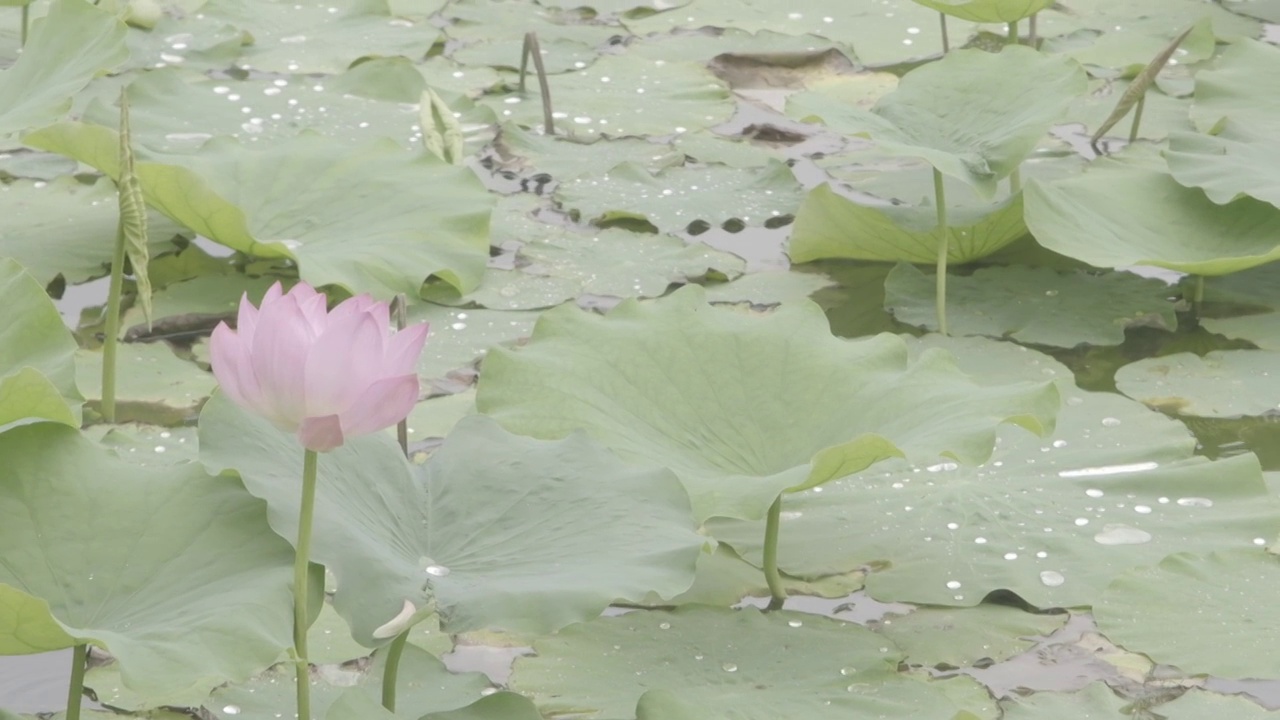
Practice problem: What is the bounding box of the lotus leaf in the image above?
[910,0,1054,23]
[0,423,297,696]
[789,183,1027,264]
[477,285,1058,522]
[791,46,1085,197]
[209,643,490,720]
[26,127,494,299]
[510,607,998,720]
[0,0,126,136]
[1166,41,1280,207]
[1095,550,1280,679]
[75,343,214,422]
[624,0,976,67]
[702,270,837,306]
[200,399,702,643]
[1114,350,1280,418]
[194,0,439,74]
[555,160,803,233]
[0,259,80,429]
[1024,148,1280,275]
[477,54,734,137]
[1063,77,1193,146]
[708,337,1280,608]
[883,263,1177,347]
[405,304,539,382]
[875,603,1066,668]
[496,123,683,181]
[630,28,851,66]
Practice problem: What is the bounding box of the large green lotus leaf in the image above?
[789,183,1027,264]
[510,607,997,720]
[911,0,1053,23]
[1164,41,1280,207]
[0,176,182,286]
[1024,149,1280,275]
[793,46,1085,197]
[476,285,1058,522]
[556,160,802,233]
[0,258,81,428]
[476,54,733,137]
[404,304,540,382]
[79,69,429,154]
[883,263,1177,347]
[1201,311,1280,352]
[119,274,278,341]
[1045,13,1215,72]
[1095,550,1280,678]
[1167,127,1280,208]
[85,424,199,468]
[0,423,296,695]
[416,693,543,720]
[624,0,976,68]
[444,0,617,47]
[1031,0,1259,65]
[1114,350,1280,418]
[999,683,1131,718]
[0,0,126,136]
[874,603,1066,669]
[192,0,439,74]
[403,390,475,444]
[26,126,493,299]
[121,7,245,72]
[209,643,490,720]
[75,343,214,422]
[1156,689,1279,719]
[708,336,1280,608]
[200,396,702,642]
[495,123,684,181]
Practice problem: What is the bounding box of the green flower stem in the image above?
[1128,94,1146,144]
[1007,20,1018,44]
[933,167,950,336]
[1193,275,1205,307]
[64,643,87,720]
[381,629,411,712]
[1029,13,1038,45]
[293,449,319,720]
[939,12,949,53]
[762,495,786,611]
[20,4,28,46]
[100,224,129,423]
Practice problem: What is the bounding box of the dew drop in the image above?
[1176,497,1213,508]
[788,619,803,628]
[1134,505,1152,514]
[1074,518,1089,526]
[425,565,450,577]
[223,707,242,716]
[658,622,670,629]
[1085,488,1104,498]
[1093,524,1153,545]
[1101,417,1121,427]
[721,662,738,672]
[1039,570,1065,587]
[1254,538,1267,546]
[946,580,961,589]
[1004,552,1018,560]
[840,666,857,676]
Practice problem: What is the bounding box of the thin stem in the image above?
[1007,19,1018,45]
[1193,275,1205,306]
[1009,166,1022,196]
[20,4,28,46]
[939,12,950,53]
[381,630,411,712]
[762,496,786,611]
[293,449,319,720]
[100,223,129,423]
[1029,12,1038,45]
[520,32,555,135]
[64,644,88,720]
[1128,93,1146,144]
[393,295,409,457]
[933,168,949,336]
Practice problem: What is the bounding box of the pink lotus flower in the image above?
[210,282,429,452]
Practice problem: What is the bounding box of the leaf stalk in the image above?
[65,643,87,720]
[519,32,555,135]
[381,630,411,712]
[762,495,787,611]
[293,449,319,720]
[933,168,949,335]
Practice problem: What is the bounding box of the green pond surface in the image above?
[5,0,1280,718]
